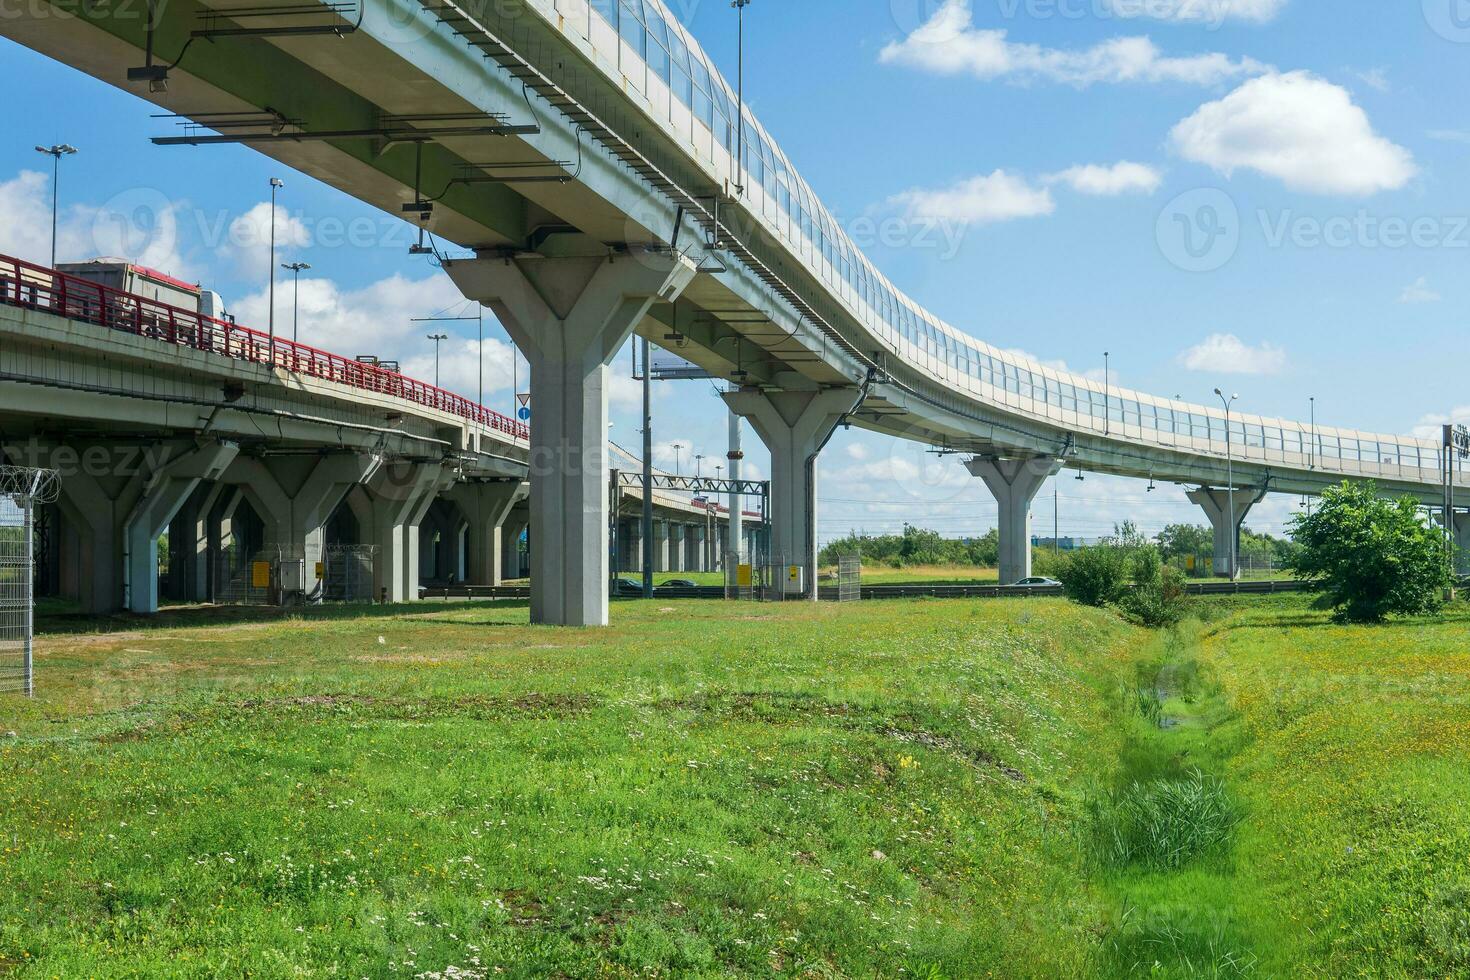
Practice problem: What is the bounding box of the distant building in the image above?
[1030,536,1105,551]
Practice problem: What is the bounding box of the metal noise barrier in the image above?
[0,467,59,697]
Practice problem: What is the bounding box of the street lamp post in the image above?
[426,333,448,386]
[34,144,77,268]
[671,442,685,477]
[1215,387,1239,580]
[281,261,310,343]
[1103,350,1111,437]
[694,453,706,478]
[267,177,284,357]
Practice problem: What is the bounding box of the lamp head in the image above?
[270,177,284,189]
[60,144,77,155]
[1213,387,1223,397]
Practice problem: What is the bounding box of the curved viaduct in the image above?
[2,0,1464,624]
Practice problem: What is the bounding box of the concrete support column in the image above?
[1452,512,1470,576]
[670,524,688,572]
[652,521,670,573]
[965,455,1063,586]
[445,249,695,626]
[447,480,528,586]
[122,441,240,613]
[723,386,858,599]
[356,462,454,602]
[1187,486,1266,579]
[223,453,382,599]
[501,509,528,581]
[692,524,707,573]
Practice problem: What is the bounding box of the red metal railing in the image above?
[0,252,529,442]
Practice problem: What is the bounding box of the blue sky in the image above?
[2,0,1467,546]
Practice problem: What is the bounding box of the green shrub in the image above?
[1119,565,1190,628]
[1056,545,1130,607]
[1287,481,1453,623]
[1087,770,1239,870]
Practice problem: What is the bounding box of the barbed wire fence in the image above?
[0,467,60,697]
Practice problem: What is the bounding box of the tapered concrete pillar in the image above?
[651,520,669,573]
[692,524,707,572]
[353,462,455,602]
[1187,486,1266,579]
[501,509,528,580]
[222,453,382,599]
[447,480,527,586]
[723,385,859,599]
[965,455,1063,586]
[1451,512,1470,576]
[446,248,695,625]
[123,441,240,613]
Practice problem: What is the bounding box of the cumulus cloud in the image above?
[0,170,192,277]
[1399,277,1441,304]
[1412,407,1470,441]
[1044,161,1163,196]
[1170,71,1416,196]
[1177,333,1286,375]
[889,170,1055,224]
[879,0,1268,87]
[222,200,312,280]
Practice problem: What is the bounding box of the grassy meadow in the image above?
[1,594,1467,976]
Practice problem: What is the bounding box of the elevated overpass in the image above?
[3,0,1465,624]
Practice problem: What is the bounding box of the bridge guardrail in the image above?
[0,253,528,443]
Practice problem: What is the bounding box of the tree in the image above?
[1157,524,1213,562]
[1055,545,1130,607]
[1286,481,1452,623]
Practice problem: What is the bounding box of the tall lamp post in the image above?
[281,261,310,343]
[1103,350,1111,436]
[34,144,77,268]
[671,442,685,478]
[694,453,706,479]
[1215,388,1239,580]
[267,177,284,357]
[426,333,448,387]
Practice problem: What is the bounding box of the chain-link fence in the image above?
[0,467,59,697]
[214,545,307,605]
[837,555,862,602]
[324,544,377,603]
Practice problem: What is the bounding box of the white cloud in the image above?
[1399,276,1441,304]
[889,170,1054,224]
[1177,333,1287,375]
[1045,161,1163,196]
[879,0,1268,87]
[1412,407,1470,441]
[1170,71,1416,196]
[1353,67,1390,92]
[222,200,311,280]
[1103,0,1288,24]
[845,443,871,461]
[0,170,192,277]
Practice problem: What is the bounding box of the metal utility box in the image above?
[782,564,804,597]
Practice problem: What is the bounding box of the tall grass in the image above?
[1087,769,1239,870]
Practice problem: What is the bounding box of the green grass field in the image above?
[2,594,1467,977]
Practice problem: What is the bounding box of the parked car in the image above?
[658,579,698,588]
[1012,577,1062,587]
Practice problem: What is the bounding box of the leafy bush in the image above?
[1055,545,1130,607]
[1087,770,1239,870]
[1287,481,1453,623]
[1118,563,1189,628]
[819,525,999,569]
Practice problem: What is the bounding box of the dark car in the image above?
[612,578,647,597]
[658,579,698,588]
[1012,577,1062,587]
